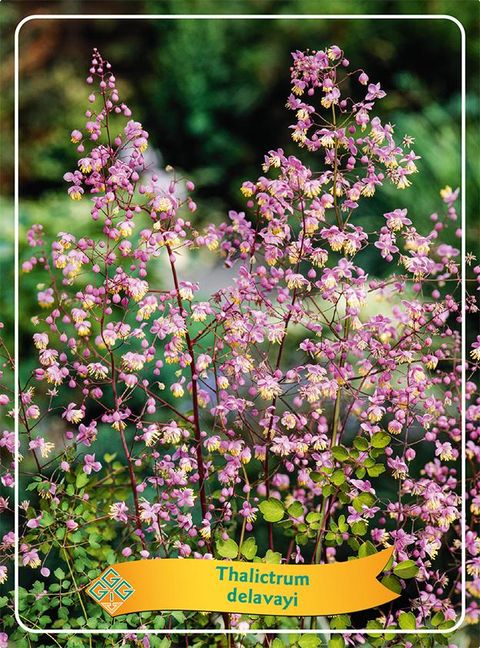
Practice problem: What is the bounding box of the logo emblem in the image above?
[86,567,135,614]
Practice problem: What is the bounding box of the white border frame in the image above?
[14,13,467,637]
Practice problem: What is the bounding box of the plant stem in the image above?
[263,306,294,551]
[262,201,307,550]
[165,244,208,522]
[98,109,145,549]
[108,349,146,550]
[313,109,348,562]
[62,546,92,647]
[313,318,350,564]
[119,425,145,547]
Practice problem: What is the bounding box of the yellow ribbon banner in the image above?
[86,546,398,617]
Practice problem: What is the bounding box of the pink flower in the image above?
[83,454,101,475]
[365,82,386,100]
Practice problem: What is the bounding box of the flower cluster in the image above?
[0,46,476,646]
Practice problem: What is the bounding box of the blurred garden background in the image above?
[0,0,479,640]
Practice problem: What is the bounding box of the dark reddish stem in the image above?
[110,352,146,550]
[165,244,209,522]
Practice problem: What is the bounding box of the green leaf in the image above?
[348,537,360,551]
[54,568,65,580]
[296,533,309,546]
[216,538,238,559]
[353,436,369,451]
[398,611,416,630]
[153,616,166,629]
[298,635,321,648]
[240,537,257,560]
[331,445,349,461]
[331,470,346,486]
[352,492,375,512]
[264,549,282,564]
[337,515,348,532]
[38,481,51,492]
[381,574,402,594]
[393,559,419,579]
[366,619,384,634]
[358,541,377,558]
[328,638,345,648]
[76,472,89,489]
[259,497,284,522]
[350,520,367,536]
[431,611,445,627]
[330,614,351,629]
[306,512,321,523]
[371,431,390,448]
[158,639,171,648]
[71,531,83,544]
[40,511,54,527]
[367,464,386,477]
[287,500,304,518]
[439,619,455,630]
[170,611,185,623]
